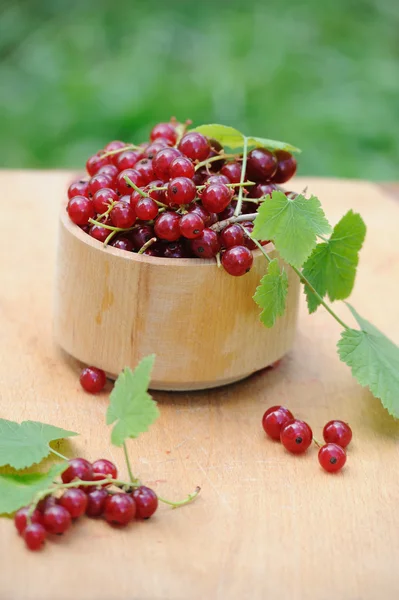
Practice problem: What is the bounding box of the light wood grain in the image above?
[0,171,399,600]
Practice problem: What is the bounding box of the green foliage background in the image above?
[1,0,398,178]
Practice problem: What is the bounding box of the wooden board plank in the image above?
[0,171,398,600]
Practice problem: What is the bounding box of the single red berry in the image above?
[86,153,110,176]
[133,158,155,186]
[188,204,217,227]
[154,212,181,241]
[92,188,118,214]
[150,122,177,145]
[59,489,88,519]
[146,179,167,203]
[201,183,232,213]
[61,458,94,485]
[130,225,155,250]
[110,237,133,251]
[43,505,72,535]
[153,148,181,181]
[110,201,136,229]
[221,246,253,276]
[86,488,108,518]
[37,495,58,513]
[178,132,210,162]
[104,493,136,526]
[104,140,126,153]
[80,366,107,394]
[14,507,43,535]
[68,180,89,199]
[163,241,188,258]
[318,443,347,473]
[132,486,158,519]
[218,202,236,221]
[272,151,297,184]
[323,420,352,448]
[169,156,195,179]
[89,224,110,243]
[67,196,95,226]
[262,405,294,441]
[116,150,142,171]
[241,220,269,250]
[246,148,278,182]
[167,177,197,205]
[92,459,118,484]
[220,224,245,248]
[220,162,242,184]
[191,229,220,258]
[192,167,208,186]
[97,164,119,184]
[88,173,113,197]
[116,169,144,195]
[24,523,46,551]
[145,139,172,159]
[207,138,225,171]
[280,419,313,454]
[205,174,230,186]
[135,197,159,221]
[179,212,205,239]
[247,183,276,199]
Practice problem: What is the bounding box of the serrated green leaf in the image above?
[303,211,366,313]
[337,304,399,418]
[106,355,159,446]
[252,191,331,268]
[190,124,300,153]
[0,419,78,469]
[253,259,288,327]
[0,463,67,515]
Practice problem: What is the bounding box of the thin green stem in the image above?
[138,237,157,255]
[101,144,141,158]
[157,486,201,509]
[104,229,119,246]
[123,176,148,197]
[88,218,135,234]
[216,252,221,268]
[48,447,69,461]
[313,438,322,448]
[242,228,272,263]
[194,153,238,171]
[123,441,136,483]
[234,136,249,217]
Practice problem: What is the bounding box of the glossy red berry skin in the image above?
[68,180,89,199]
[24,523,46,551]
[188,204,217,227]
[104,140,126,153]
[14,507,43,535]
[220,224,245,248]
[92,188,118,214]
[323,420,352,448]
[206,174,230,186]
[221,246,253,276]
[246,148,278,182]
[318,443,347,473]
[169,156,195,179]
[153,148,181,181]
[167,177,197,205]
[116,169,144,195]
[88,174,113,197]
[86,153,110,176]
[272,151,297,184]
[37,495,58,513]
[92,459,118,484]
[132,486,158,519]
[133,158,155,186]
[97,164,119,183]
[145,139,172,158]
[135,197,158,221]
[201,183,232,213]
[59,489,88,518]
[150,122,177,145]
[261,406,294,441]
[154,212,181,242]
[280,419,313,454]
[191,229,220,258]
[248,183,276,199]
[80,366,107,394]
[178,132,210,162]
[116,150,141,171]
[130,225,155,250]
[43,505,72,535]
[86,488,108,517]
[110,237,133,252]
[163,241,188,259]
[61,458,94,485]
[110,202,136,229]
[208,138,225,171]
[104,493,136,526]
[147,180,167,204]
[67,196,95,226]
[89,224,110,243]
[179,213,205,239]
[220,162,242,184]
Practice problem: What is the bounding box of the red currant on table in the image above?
[110,201,136,229]
[280,419,313,454]
[191,229,220,258]
[86,488,109,518]
[318,443,347,473]
[68,180,89,199]
[92,459,118,483]
[116,150,141,170]
[24,523,47,551]
[135,197,159,221]
[246,148,278,182]
[271,151,297,184]
[262,405,294,441]
[153,148,181,181]
[92,188,118,214]
[43,505,72,535]
[104,493,136,526]
[67,196,95,226]
[323,420,352,448]
[167,177,197,205]
[169,156,195,179]
[61,458,94,484]
[14,507,43,535]
[220,224,245,248]
[80,366,107,394]
[154,212,181,242]
[88,173,113,197]
[221,246,253,276]
[178,132,210,162]
[59,489,88,518]
[116,169,144,195]
[150,122,178,145]
[86,153,110,176]
[132,486,158,519]
[220,161,242,184]
[201,183,232,213]
[179,213,205,239]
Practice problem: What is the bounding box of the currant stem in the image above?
[194,153,238,171]
[124,176,148,197]
[313,438,322,448]
[104,229,119,247]
[234,136,249,217]
[88,218,135,234]
[123,441,136,483]
[101,144,141,158]
[49,447,69,461]
[157,486,201,509]
[210,212,258,233]
[138,237,157,254]
[242,228,272,263]
[216,252,221,268]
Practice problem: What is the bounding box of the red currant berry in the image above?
[153,148,181,181]
[24,523,46,551]
[179,213,205,239]
[104,140,126,153]
[135,197,158,221]
[261,405,294,441]
[169,156,195,179]
[80,366,107,394]
[92,188,118,214]
[43,505,72,535]
[201,183,232,213]
[272,151,297,184]
[67,196,95,226]
[130,225,155,250]
[154,212,181,241]
[167,177,197,205]
[163,241,188,258]
[104,493,136,526]
[247,183,276,199]
[318,443,347,473]
[221,245,253,276]
[14,507,43,535]
[131,486,158,519]
[241,221,268,250]
[37,495,58,513]
[86,153,110,176]
[110,237,133,252]
[68,180,89,199]
[150,122,177,145]
[178,132,210,162]
[92,459,118,484]
[116,150,141,171]
[59,489,88,519]
[61,458,94,485]
[86,488,108,518]
[116,169,144,195]
[188,204,217,227]
[110,201,136,229]
[323,420,352,448]
[88,174,113,197]
[206,174,230,186]
[218,202,236,221]
[208,138,225,171]
[246,148,278,182]
[191,229,220,258]
[192,167,208,186]
[146,179,167,203]
[97,164,119,183]
[280,419,313,454]
[220,162,242,184]
[145,139,172,159]
[220,224,245,248]
[89,224,110,243]
[133,158,155,186]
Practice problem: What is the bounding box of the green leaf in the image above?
[0,419,78,469]
[0,463,67,515]
[252,191,331,268]
[190,124,300,153]
[253,259,288,327]
[303,211,366,313]
[106,355,159,447]
[337,304,399,418]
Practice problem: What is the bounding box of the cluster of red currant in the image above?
[66,119,297,276]
[15,457,159,551]
[262,406,352,473]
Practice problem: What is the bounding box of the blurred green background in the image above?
[1,0,398,179]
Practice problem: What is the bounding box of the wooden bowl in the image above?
[54,209,300,391]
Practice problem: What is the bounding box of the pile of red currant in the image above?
[66,118,297,276]
[262,406,352,473]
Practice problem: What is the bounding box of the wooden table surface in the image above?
[1,171,399,600]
